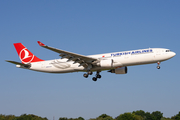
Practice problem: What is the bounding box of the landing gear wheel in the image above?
[97,75,101,79]
[157,62,161,69]
[157,66,160,69]
[88,71,93,75]
[83,73,88,78]
[92,77,97,81]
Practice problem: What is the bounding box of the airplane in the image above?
[6,41,176,81]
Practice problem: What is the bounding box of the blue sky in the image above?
[0,1,180,120]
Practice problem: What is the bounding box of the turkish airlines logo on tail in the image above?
[19,48,34,63]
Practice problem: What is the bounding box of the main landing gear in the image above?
[157,62,160,69]
[83,70,92,78]
[92,71,101,81]
[83,71,101,81]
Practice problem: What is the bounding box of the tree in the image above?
[161,117,172,120]
[116,112,142,120]
[171,111,180,120]
[133,110,146,119]
[59,117,68,120]
[77,117,85,120]
[144,112,155,120]
[151,111,163,120]
[0,114,6,120]
[89,114,113,120]
[98,114,111,119]
[17,114,48,120]
[98,114,113,120]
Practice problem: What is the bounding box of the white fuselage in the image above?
[18,48,176,73]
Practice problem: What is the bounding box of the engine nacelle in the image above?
[99,59,113,67]
[108,66,127,74]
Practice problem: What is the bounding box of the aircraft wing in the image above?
[37,41,97,67]
[6,60,31,68]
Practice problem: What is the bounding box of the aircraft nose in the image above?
[172,52,176,57]
[173,52,176,56]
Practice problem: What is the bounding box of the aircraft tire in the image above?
[92,77,97,81]
[83,73,88,78]
[88,71,93,75]
[157,66,160,69]
[97,75,101,79]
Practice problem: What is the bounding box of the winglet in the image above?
[37,41,46,46]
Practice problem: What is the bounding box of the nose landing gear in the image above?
[157,62,160,69]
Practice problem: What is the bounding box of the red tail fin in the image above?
[14,43,44,63]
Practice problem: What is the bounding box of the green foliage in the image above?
[0,114,47,120]
[171,111,180,120]
[116,112,143,120]
[161,117,172,120]
[133,110,146,118]
[17,114,48,120]
[1,111,180,120]
[98,114,113,120]
[59,117,85,120]
[151,111,163,120]
[133,110,163,120]
[0,114,17,120]
[89,114,113,120]
[98,114,111,119]
[144,112,155,120]
[77,117,85,120]
[59,117,68,120]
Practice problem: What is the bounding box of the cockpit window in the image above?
[166,50,171,52]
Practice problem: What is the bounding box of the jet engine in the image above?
[97,59,113,67]
[108,66,127,74]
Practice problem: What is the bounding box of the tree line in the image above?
[0,110,180,120]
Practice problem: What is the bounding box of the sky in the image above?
[0,0,180,120]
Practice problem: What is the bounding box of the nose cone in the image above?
[172,52,176,57]
[170,52,176,58]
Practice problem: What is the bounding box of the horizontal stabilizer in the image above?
[6,60,31,68]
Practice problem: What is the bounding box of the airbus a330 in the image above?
[6,41,176,81]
